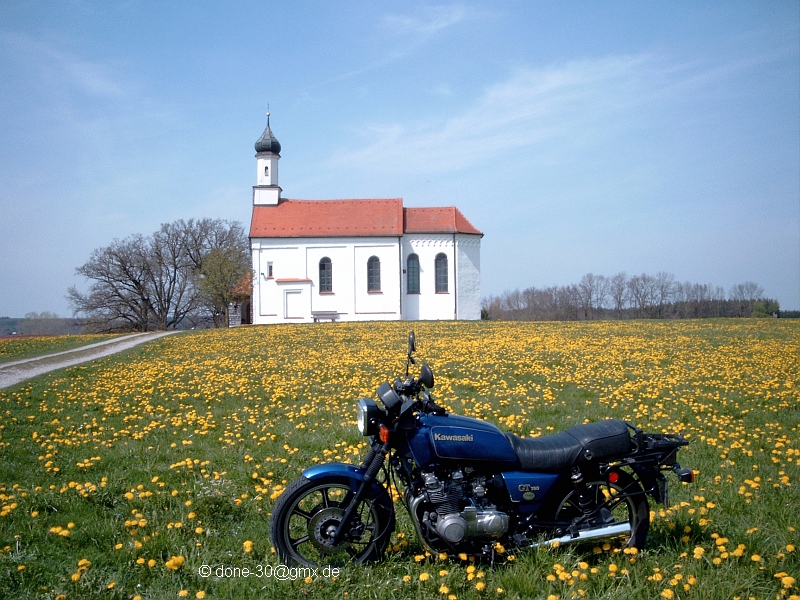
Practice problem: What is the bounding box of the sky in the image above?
[1,1,798,317]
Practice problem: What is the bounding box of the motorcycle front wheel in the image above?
[551,470,650,549]
[270,474,395,566]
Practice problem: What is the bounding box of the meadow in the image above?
[0,334,116,364]
[0,320,797,600]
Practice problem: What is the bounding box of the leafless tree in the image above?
[654,272,676,318]
[609,272,629,318]
[578,273,609,320]
[68,219,249,332]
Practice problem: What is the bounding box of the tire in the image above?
[551,470,650,549]
[270,474,395,566]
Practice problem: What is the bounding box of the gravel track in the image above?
[0,331,179,389]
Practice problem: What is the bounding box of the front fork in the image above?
[331,441,389,544]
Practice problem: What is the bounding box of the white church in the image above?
[246,115,483,324]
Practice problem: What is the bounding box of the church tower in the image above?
[253,113,282,205]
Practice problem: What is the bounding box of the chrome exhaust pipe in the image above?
[529,521,631,548]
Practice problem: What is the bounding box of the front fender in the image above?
[302,462,365,482]
[302,462,390,500]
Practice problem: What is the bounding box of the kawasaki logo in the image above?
[434,432,474,442]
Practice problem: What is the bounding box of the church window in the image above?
[407,254,420,294]
[319,257,332,292]
[367,256,381,292]
[435,253,448,293]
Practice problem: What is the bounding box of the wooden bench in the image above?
[311,311,339,323]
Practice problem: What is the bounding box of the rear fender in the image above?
[630,463,668,505]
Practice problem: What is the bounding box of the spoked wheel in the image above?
[270,475,395,566]
[552,470,650,549]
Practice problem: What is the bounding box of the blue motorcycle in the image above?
[270,332,694,566]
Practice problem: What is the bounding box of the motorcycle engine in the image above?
[419,470,509,544]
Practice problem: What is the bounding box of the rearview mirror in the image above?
[420,364,434,389]
[408,331,416,354]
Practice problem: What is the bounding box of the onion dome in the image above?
[254,113,281,155]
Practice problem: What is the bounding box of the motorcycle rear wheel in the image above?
[270,474,395,566]
[551,470,650,549]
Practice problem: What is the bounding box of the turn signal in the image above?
[379,425,390,444]
[675,468,695,483]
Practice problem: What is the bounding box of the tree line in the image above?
[482,272,782,321]
[68,218,251,332]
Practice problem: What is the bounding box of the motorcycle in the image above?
[270,332,694,566]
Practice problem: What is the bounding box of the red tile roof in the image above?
[250,199,403,238]
[251,199,482,238]
[404,206,482,236]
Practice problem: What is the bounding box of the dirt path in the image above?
[0,331,179,389]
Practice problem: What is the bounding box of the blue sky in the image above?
[1,1,798,317]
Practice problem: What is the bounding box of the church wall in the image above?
[456,235,482,320]
[402,235,456,320]
[251,237,402,323]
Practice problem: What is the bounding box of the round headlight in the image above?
[356,398,383,436]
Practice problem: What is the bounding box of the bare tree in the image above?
[609,272,628,318]
[627,273,656,318]
[729,281,765,317]
[654,272,676,318]
[729,281,764,302]
[578,273,609,320]
[69,219,249,332]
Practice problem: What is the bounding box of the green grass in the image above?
[0,320,797,599]
[0,334,119,364]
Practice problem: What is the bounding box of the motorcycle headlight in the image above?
[357,398,384,436]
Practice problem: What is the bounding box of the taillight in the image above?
[608,470,620,484]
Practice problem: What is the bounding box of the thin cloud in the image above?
[317,4,484,88]
[333,54,654,174]
[1,31,127,99]
[381,4,472,37]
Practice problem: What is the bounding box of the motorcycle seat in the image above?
[505,419,633,472]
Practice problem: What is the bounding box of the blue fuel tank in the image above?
[405,413,520,471]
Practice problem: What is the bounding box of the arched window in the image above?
[319,257,332,293]
[367,256,381,292]
[407,254,420,294]
[435,253,448,293]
